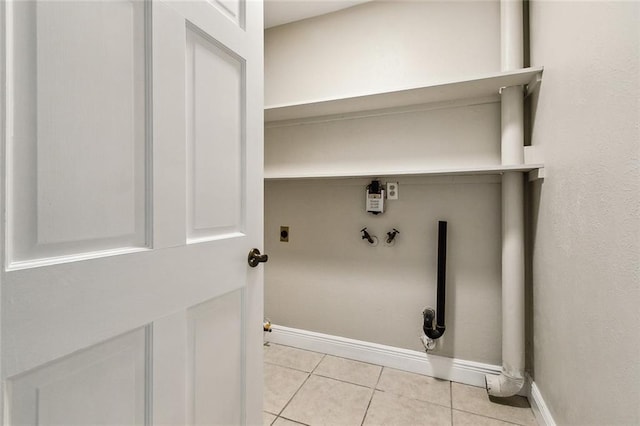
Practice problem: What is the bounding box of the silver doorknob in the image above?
[248,248,268,267]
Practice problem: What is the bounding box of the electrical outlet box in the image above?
[280,226,289,242]
[387,182,399,200]
[366,190,384,214]
[366,180,385,214]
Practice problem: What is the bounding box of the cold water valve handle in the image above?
[361,227,375,244]
[386,228,400,244]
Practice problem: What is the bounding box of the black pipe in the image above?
[423,221,447,340]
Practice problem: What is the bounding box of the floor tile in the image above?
[313,355,382,388]
[451,383,537,426]
[363,390,451,426]
[376,367,451,407]
[273,417,308,426]
[263,412,277,426]
[264,364,309,415]
[264,344,324,372]
[453,410,518,426]
[281,374,373,426]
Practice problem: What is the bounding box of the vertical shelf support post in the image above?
[486,0,527,398]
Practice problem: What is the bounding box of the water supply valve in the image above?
[360,227,378,246]
[386,228,400,245]
[263,319,272,347]
[421,334,437,352]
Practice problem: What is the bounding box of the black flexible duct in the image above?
[423,221,447,339]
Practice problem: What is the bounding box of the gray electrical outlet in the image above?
[280,226,289,242]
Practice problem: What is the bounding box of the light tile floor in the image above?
[264,344,537,426]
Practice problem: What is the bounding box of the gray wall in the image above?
[265,175,504,363]
[529,1,640,424]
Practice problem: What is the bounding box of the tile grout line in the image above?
[452,408,532,426]
[312,372,381,390]
[264,360,323,374]
[373,387,458,411]
[278,414,312,426]
[373,365,384,391]
[273,353,326,423]
[360,365,385,426]
[309,353,326,374]
[310,351,381,390]
[275,371,312,418]
[450,379,454,426]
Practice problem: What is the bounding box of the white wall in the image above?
[265,1,500,106]
[264,1,505,364]
[266,102,502,177]
[529,1,640,424]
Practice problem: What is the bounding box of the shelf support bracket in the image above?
[525,73,542,98]
[528,167,545,182]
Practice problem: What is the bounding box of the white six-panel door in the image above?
[0,0,264,424]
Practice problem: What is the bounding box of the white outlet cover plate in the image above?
[387,182,398,200]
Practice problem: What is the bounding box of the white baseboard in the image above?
[266,325,554,422]
[266,324,501,388]
[529,380,557,426]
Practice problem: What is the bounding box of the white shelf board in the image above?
[265,67,543,123]
[264,164,544,180]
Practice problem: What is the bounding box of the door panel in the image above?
[188,289,243,425]
[209,0,245,29]
[186,26,245,242]
[1,0,264,424]
[8,328,147,425]
[8,0,148,265]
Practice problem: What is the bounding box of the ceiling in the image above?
[264,0,371,28]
